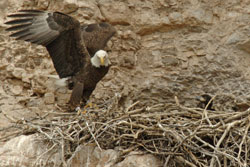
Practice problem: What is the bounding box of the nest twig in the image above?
[1,96,250,167]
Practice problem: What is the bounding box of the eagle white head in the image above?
[91,50,111,68]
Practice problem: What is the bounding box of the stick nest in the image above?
[1,95,250,167]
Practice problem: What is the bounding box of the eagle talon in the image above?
[84,102,93,109]
[83,102,99,110]
[75,106,81,112]
[75,106,81,115]
[74,107,87,115]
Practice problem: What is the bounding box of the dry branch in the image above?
[1,100,249,167]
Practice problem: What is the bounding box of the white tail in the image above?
[45,75,69,87]
[55,78,69,87]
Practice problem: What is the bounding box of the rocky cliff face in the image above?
[1,0,250,166]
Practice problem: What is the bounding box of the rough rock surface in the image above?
[0,135,62,167]
[1,0,250,166]
[0,135,161,167]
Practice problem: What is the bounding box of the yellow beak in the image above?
[100,57,105,65]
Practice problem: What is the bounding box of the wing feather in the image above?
[5,18,33,25]
[5,23,32,31]
[5,10,90,78]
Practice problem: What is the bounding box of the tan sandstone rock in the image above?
[1,0,250,166]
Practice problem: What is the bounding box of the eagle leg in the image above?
[80,89,99,112]
[69,82,84,111]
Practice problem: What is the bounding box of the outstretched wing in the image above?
[81,23,116,56]
[5,10,90,78]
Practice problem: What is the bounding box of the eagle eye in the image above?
[99,22,109,28]
[85,24,95,32]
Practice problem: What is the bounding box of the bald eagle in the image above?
[5,10,116,110]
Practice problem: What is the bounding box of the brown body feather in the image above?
[5,10,116,110]
[71,64,110,107]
